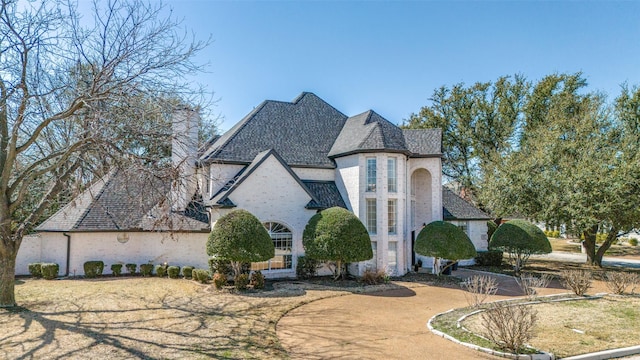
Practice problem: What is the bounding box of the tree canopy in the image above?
[415,221,477,274]
[302,207,372,279]
[0,0,209,307]
[207,210,274,278]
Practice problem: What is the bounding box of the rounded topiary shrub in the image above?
[140,263,154,277]
[193,269,210,284]
[41,263,59,280]
[110,264,123,276]
[415,221,477,275]
[125,263,137,275]
[489,219,551,275]
[83,261,104,278]
[303,206,372,279]
[167,266,180,279]
[28,263,42,278]
[182,266,194,279]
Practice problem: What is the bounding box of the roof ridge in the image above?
[357,122,382,149]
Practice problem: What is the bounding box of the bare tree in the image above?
[0,0,209,307]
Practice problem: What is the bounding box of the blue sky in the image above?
[169,1,639,132]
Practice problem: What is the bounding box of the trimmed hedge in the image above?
[250,271,265,289]
[28,263,42,278]
[213,272,227,289]
[126,263,137,275]
[182,266,194,279]
[475,250,504,266]
[41,263,59,280]
[296,256,320,279]
[84,261,104,278]
[110,264,123,276]
[193,269,210,284]
[167,266,180,279]
[490,220,552,255]
[140,263,154,277]
[155,264,167,277]
[415,221,477,260]
[235,273,250,290]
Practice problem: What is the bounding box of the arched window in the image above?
[251,222,293,271]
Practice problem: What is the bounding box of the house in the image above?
[17,92,490,277]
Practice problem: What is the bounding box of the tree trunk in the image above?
[582,225,599,266]
[593,228,619,268]
[0,251,17,307]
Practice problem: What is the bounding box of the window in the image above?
[366,198,377,234]
[251,222,293,271]
[387,157,397,192]
[366,157,376,192]
[388,199,397,234]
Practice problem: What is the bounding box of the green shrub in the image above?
[41,263,59,280]
[303,207,373,279]
[125,263,137,275]
[193,269,210,284]
[155,264,167,277]
[208,257,233,277]
[475,250,504,266]
[83,261,104,278]
[110,264,123,276]
[28,263,42,278]
[630,238,638,246]
[416,221,477,275]
[140,263,154,277]
[250,271,265,289]
[213,272,227,289]
[182,266,194,279]
[489,220,551,275]
[296,256,320,279]
[235,273,250,290]
[207,209,275,278]
[167,266,180,279]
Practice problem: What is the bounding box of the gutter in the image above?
[63,232,71,277]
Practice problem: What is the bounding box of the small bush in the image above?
[296,256,320,279]
[193,269,210,284]
[250,271,265,289]
[213,272,227,289]
[83,261,104,278]
[517,272,553,299]
[208,258,234,277]
[41,263,59,280]
[561,269,592,296]
[167,266,180,279]
[155,264,167,277]
[629,238,638,246]
[140,263,154,277]
[110,264,123,276]
[125,263,137,275]
[605,271,638,295]
[361,268,388,285]
[481,302,538,354]
[461,275,498,307]
[235,273,250,290]
[474,250,503,267]
[28,263,42,278]
[182,266,194,279]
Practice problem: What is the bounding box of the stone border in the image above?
[426,293,637,360]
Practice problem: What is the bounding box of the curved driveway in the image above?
[277,274,526,360]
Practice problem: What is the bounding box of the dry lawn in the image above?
[462,296,640,358]
[549,238,640,258]
[1,277,397,360]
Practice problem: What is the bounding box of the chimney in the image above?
[171,107,199,212]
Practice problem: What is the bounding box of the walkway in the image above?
[276,270,539,360]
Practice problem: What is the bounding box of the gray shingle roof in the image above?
[37,170,209,232]
[442,187,491,220]
[200,92,348,168]
[403,129,442,157]
[301,180,347,209]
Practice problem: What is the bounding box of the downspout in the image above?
[63,232,71,277]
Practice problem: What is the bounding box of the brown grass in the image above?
[549,238,640,258]
[462,296,640,358]
[2,277,400,359]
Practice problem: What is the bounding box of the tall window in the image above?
[366,198,377,234]
[366,157,376,192]
[388,242,397,274]
[251,222,293,271]
[388,199,397,234]
[387,157,397,192]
